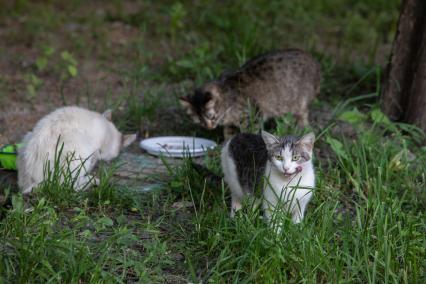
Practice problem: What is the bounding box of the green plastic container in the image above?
[0,144,22,170]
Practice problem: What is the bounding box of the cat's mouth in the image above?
[205,120,216,129]
[283,166,303,176]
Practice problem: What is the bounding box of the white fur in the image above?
[221,141,244,217]
[221,133,315,230]
[17,106,136,194]
[263,157,314,225]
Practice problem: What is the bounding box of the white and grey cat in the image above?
[180,49,321,139]
[221,131,315,227]
[17,106,136,194]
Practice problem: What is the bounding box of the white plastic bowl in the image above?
[139,136,217,158]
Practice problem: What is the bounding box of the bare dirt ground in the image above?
[0,1,390,146]
[0,1,182,144]
[0,0,382,196]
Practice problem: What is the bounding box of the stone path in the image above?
[0,149,207,200]
[112,151,203,193]
[112,152,177,192]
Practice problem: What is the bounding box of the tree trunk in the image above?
[381,0,426,130]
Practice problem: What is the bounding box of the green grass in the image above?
[1,115,425,282]
[1,144,174,282]
[1,0,399,84]
[1,0,425,283]
[164,108,425,283]
[2,113,425,282]
[1,195,173,283]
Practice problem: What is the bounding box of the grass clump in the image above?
[0,146,174,283]
[0,194,172,283]
[3,103,423,282]
[172,110,425,282]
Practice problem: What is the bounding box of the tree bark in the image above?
[381,0,426,130]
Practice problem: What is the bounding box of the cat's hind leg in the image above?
[221,139,244,217]
[67,152,98,191]
[22,183,37,195]
[75,175,99,191]
[294,112,309,127]
[294,99,310,127]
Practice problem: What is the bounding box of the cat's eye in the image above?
[292,154,300,161]
[205,113,215,120]
[275,155,283,161]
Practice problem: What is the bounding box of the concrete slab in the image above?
[113,152,183,193]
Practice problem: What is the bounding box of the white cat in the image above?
[17,106,136,194]
[221,131,315,227]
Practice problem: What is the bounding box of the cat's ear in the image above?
[205,95,216,109]
[122,133,137,148]
[204,85,222,109]
[179,96,192,109]
[297,132,315,152]
[261,130,279,149]
[102,109,112,121]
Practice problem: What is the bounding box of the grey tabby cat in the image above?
[221,131,315,227]
[180,49,321,139]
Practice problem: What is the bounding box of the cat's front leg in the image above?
[230,195,242,218]
[262,204,285,234]
[290,196,310,223]
[291,209,304,224]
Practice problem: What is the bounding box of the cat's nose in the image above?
[283,166,290,172]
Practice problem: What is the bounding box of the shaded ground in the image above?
[0,1,397,145]
[0,4,138,144]
[0,0,348,189]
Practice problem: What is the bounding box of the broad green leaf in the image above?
[176,59,194,68]
[325,136,349,160]
[97,216,114,227]
[11,194,25,213]
[81,229,93,238]
[68,65,78,77]
[43,46,54,56]
[36,57,48,71]
[30,74,43,87]
[26,84,37,98]
[371,108,391,125]
[338,108,366,124]
[61,51,77,65]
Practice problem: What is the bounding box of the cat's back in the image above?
[33,106,102,134]
[224,49,320,90]
[17,106,107,192]
[228,133,267,162]
[225,133,268,192]
[221,49,320,121]
[22,106,108,155]
[222,133,268,171]
[242,49,317,70]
